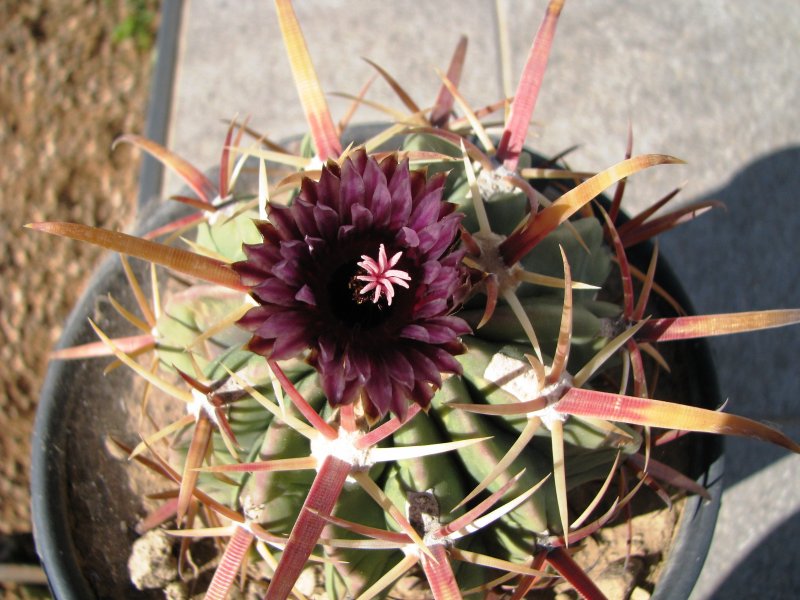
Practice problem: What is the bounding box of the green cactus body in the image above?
[325,481,401,598]
[432,377,553,557]
[239,375,325,534]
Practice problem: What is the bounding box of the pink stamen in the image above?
[356,244,411,305]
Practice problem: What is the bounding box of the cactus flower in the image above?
[234,149,471,419]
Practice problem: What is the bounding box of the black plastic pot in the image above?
[31,134,723,599]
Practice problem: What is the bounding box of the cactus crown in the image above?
[30,0,800,598]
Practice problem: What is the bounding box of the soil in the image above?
[0,0,159,591]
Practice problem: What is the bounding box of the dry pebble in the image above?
[630,587,652,600]
[128,529,178,590]
[164,580,189,600]
[594,556,644,599]
[294,566,319,596]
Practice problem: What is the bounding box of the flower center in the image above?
[327,244,411,328]
[356,244,411,306]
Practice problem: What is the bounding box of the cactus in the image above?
[30,1,800,598]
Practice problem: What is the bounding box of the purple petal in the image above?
[247,336,274,357]
[413,297,449,319]
[278,239,309,260]
[252,278,298,306]
[399,324,430,342]
[298,176,318,205]
[292,199,319,237]
[295,284,316,306]
[408,169,428,200]
[408,190,443,231]
[329,376,362,408]
[364,357,392,417]
[388,382,409,422]
[237,305,280,332]
[379,154,399,181]
[320,368,346,405]
[313,204,339,241]
[271,259,304,286]
[318,333,339,366]
[422,345,463,376]
[362,155,387,206]
[347,345,372,380]
[351,203,373,231]
[340,158,365,218]
[426,270,460,295]
[238,243,279,274]
[389,204,414,238]
[369,180,392,229]
[255,311,308,339]
[420,260,442,284]
[384,350,415,388]
[254,219,281,245]
[415,323,458,344]
[404,347,443,387]
[316,165,341,210]
[305,236,327,256]
[270,326,312,360]
[411,380,435,409]
[234,261,271,287]
[387,160,413,229]
[427,315,472,336]
[337,223,355,242]
[395,226,419,248]
[351,148,368,173]
[417,216,460,257]
[268,205,300,239]
[409,175,445,224]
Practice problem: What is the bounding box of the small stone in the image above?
[128,529,178,590]
[630,587,651,600]
[164,580,189,600]
[294,566,318,596]
[595,556,644,600]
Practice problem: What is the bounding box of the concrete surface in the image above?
[156,1,800,597]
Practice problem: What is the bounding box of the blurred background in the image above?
[0,0,159,595]
[1,0,798,597]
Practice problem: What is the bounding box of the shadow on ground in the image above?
[708,507,800,599]
[660,145,800,486]
[658,147,800,600]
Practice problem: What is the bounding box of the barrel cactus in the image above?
[30,0,800,598]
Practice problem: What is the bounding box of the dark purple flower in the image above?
[234,149,470,420]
